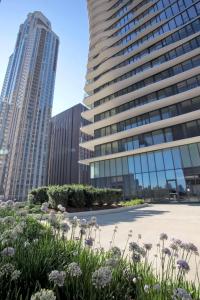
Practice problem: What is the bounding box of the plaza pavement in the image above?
[91,203,200,282]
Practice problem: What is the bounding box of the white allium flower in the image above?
[160,233,168,241]
[88,216,97,226]
[6,200,14,208]
[105,257,119,268]
[24,241,30,248]
[1,247,15,257]
[173,288,192,300]
[110,246,121,257]
[11,270,21,281]
[49,270,66,287]
[13,201,24,208]
[132,277,137,283]
[67,262,82,277]
[57,204,66,212]
[41,202,49,213]
[2,216,15,225]
[0,263,15,278]
[60,221,70,232]
[70,216,78,227]
[48,211,57,225]
[63,212,69,219]
[144,284,150,293]
[153,283,161,291]
[31,289,56,300]
[92,267,112,288]
[80,219,88,228]
[16,210,28,217]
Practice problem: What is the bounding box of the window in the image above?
[128,156,135,174]
[172,148,182,169]
[142,173,150,188]
[157,171,166,188]
[150,172,158,188]
[152,130,165,144]
[141,153,148,172]
[99,161,105,177]
[155,151,164,171]
[180,145,192,168]
[110,159,116,176]
[134,155,141,173]
[122,157,129,175]
[116,158,122,176]
[163,149,174,170]
[188,144,200,167]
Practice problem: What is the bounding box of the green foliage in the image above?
[119,199,145,207]
[41,184,123,209]
[28,187,49,204]
[0,207,199,300]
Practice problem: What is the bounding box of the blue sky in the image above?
[0,0,89,116]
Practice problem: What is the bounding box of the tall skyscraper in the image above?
[47,103,91,186]
[0,11,59,200]
[80,0,200,201]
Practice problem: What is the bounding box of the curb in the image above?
[67,204,148,218]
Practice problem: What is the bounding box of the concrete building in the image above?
[0,12,59,200]
[80,0,200,201]
[47,104,91,186]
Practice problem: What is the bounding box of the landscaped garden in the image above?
[0,192,199,300]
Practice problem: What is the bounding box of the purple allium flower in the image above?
[160,233,168,241]
[132,253,141,263]
[85,238,94,247]
[177,260,190,272]
[162,247,171,256]
[129,242,140,252]
[143,243,152,251]
[1,247,15,257]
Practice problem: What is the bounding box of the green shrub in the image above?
[28,186,49,204]
[119,199,144,207]
[30,185,123,209]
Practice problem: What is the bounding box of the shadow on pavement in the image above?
[96,207,170,227]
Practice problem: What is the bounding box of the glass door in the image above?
[166,179,178,200]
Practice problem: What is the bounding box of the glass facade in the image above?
[81,0,200,201]
[91,143,200,201]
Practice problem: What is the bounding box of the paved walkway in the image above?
[92,203,200,281]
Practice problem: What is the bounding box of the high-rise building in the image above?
[0,11,59,200]
[47,103,91,185]
[80,0,200,201]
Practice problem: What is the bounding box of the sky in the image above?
[0,0,89,116]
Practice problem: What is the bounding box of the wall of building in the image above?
[47,103,91,186]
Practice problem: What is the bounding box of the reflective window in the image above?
[163,149,174,170]
[189,144,200,166]
[157,171,166,188]
[180,145,192,168]
[155,151,164,171]
[141,153,148,172]
[150,172,158,188]
[134,155,141,173]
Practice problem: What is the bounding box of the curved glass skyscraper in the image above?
[80,0,200,201]
[0,12,59,200]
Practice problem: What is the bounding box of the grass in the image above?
[0,201,199,300]
[119,199,145,207]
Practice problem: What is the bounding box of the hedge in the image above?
[29,185,122,209]
[28,186,49,204]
